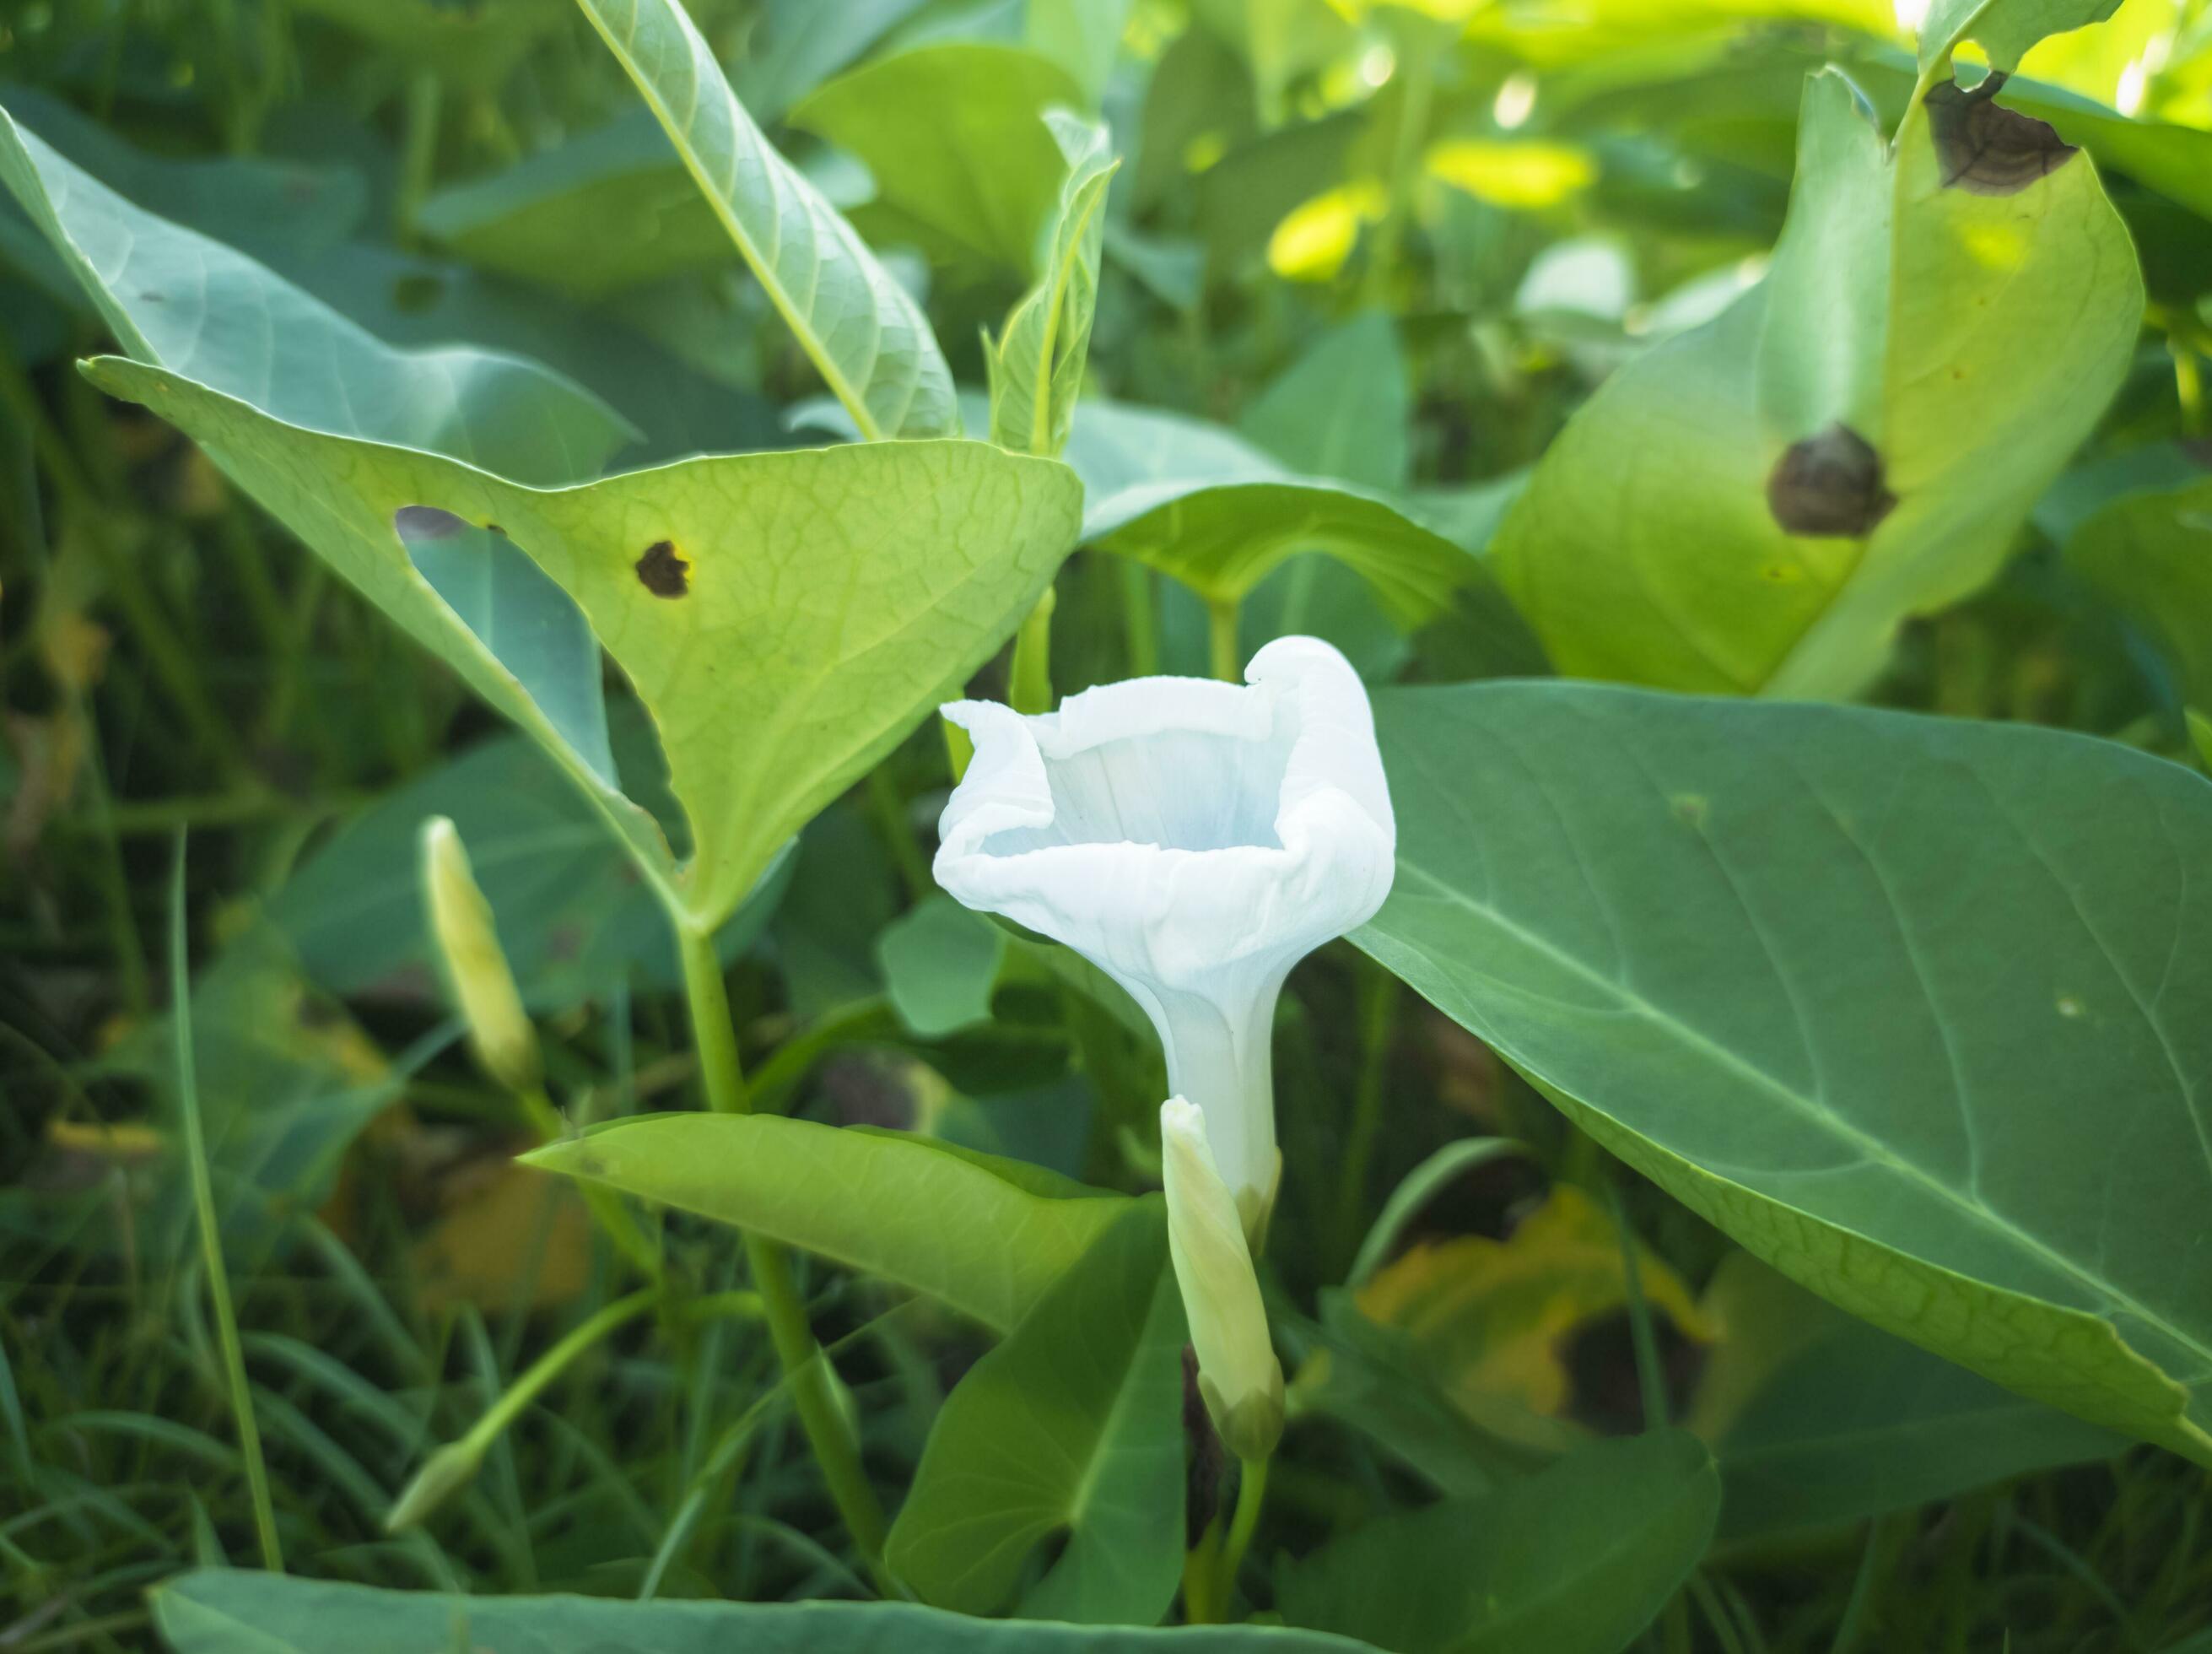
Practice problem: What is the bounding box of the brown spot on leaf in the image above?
[1767,424,1896,538]
[634,539,689,597]
[1927,77,2075,196]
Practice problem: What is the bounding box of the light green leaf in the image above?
[1028,0,1133,107]
[1071,401,1471,627]
[888,1203,1187,1624]
[577,0,958,441]
[877,895,1007,1038]
[1492,68,2141,698]
[2064,475,2212,706]
[731,0,936,125]
[1918,0,2123,74]
[1276,1430,1720,1654]
[791,42,1086,277]
[1239,311,1411,492]
[987,112,1118,457]
[82,359,1082,927]
[1690,1254,2124,1540]
[1357,681,2212,1463]
[523,1114,1128,1332]
[153,1569,1373,1652]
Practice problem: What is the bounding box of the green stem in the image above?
[672,918,894,1592]
[1206,596,1242,683]
[170,835,283,1573]
[1216,1453,1269,1608]
[676,924,750,1116]
[1120,559,1158,677]
[467,1289,657,1451]
[1009,586,1057,714]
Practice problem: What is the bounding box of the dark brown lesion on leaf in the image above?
[634,539,690,597]
[1927,74,2076,196]
[1767,424,1896,538]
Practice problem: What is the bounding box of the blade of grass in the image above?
[168,830,283,1573]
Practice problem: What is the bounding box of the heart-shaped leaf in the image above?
[81,359,1082,927]
[1357,680,2212,1464]
[888,1202,1187,1624]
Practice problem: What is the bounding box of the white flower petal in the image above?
[934,636,1395,1213]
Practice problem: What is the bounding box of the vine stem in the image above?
[672,922,895,1593]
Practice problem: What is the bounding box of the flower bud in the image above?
[421,816,540,1095]
[1161,1097,1284,1463]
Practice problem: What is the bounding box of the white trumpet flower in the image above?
[1161,1097,1284,1462]
[934,635,1395,1235]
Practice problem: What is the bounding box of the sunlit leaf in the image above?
[1358,680,2212,1464]
[1492,68,2141,697]
[1918,0,2124,73]
[82,359,1082,927]
[987,113,1118,457]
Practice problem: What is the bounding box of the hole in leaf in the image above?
[395,505,617,786]
[1927,78,2076,196]
[1766,424,1896,539]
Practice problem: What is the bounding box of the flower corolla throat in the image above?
[933,636,1396,1237]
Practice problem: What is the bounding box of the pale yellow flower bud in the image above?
[1161,1096,1284,1463]
[421,816,540,1095]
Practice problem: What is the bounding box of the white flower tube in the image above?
[934,635,1395,1235]
[1161,1097,1283,1462]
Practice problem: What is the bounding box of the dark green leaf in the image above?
[888,1203,1187,1623]
[1358,681,2212,1463]
[1276,1430,1719,1654]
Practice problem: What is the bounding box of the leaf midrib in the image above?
[1384,855,2212,1374]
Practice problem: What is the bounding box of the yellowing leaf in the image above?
[1356,1185,1713,1424]
[413,1154,592,1313]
